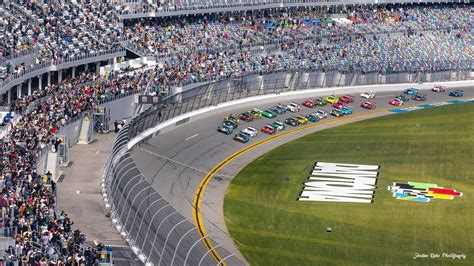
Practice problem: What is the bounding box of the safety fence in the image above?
[103,67,471,265]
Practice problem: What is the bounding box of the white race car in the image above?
[241,126,258,137]
[316,109,328,119]
[432,85,447,92]
[360,92,376,99]
[286,102,301,112]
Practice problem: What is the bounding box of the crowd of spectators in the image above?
[0,66,152,264]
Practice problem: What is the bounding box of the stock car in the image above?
[239,111,253,122]
[224,114,240,124]
[432,85,447,92]
[412,94,427,101]
[241,126,258,137]
[341,107,353,115]
[330,109,344,117]
[314,98,327,106]
[250,108,263,119]
[217,124,234,135]
[316,109,328,119]
[449,90,464,97]
[339,95,355,103]
[404,88,418,95]
[397,94,410,102]
[271,104,287,114]
[306,113,321,122]
[324,95,339,104]
[302,98,317,108]
[389,98,404,106]
[271,121,286,131]
[261,125,277,135]
[361,101,376,109]
[296,115,309,125]
[285,117,299,127]
[233,132,250,143]
[262,109,278,118]
[360,92,376,99]
[332,102,347,109]
[286,102,301,112]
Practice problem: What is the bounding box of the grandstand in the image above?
[0,0,472,265]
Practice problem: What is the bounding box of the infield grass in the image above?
[224,103,474,265]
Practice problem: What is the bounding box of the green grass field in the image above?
[224,103,474,265]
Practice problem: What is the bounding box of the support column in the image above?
[96,62,100,73]
[113,57,117,65]
[47,72,51,86]
[58,70,63,83]
[72,67,76,78]
[85,64,89,72]
[17,85,21,99]
[28,79,32,95]
[7,89,11,106]
[38,76,43,91]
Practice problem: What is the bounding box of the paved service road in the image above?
[131,87,474,263]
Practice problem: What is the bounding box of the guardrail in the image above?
[103,67,472,265]
[119,0,464,19]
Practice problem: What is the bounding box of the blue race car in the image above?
[233,132,250,143]
[341,107,353,115]
[306,113,321,122]
[449,89,464,97]
[404,88,418,95]
[271,104,287,115]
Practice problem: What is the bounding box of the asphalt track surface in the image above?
[131,86,474,264]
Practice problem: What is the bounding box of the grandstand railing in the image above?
[119,0,464,19]
[102,67,471,265]
[0,48,126,95]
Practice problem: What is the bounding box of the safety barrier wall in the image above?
[119,0,464,19]
[103,67,472,265]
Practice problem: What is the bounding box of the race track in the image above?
[130,86,474,263]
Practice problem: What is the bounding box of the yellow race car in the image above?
[224,114,240,125]
[296,115,309,125]
[324,95,339,104]
[250,108,263,119]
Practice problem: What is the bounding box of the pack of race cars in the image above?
[217,85,464,143]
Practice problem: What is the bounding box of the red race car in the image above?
[332,102,347,109]
[302,99,316,108]
[261,125,276,135]
[432,85,447,92]
[361,101,376,109]
[339,95,355,103]
[389,98,403,106]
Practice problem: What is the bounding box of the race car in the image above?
[449,89,464,97]
[217,124,234,135]
[432,85,447,92]
[339,95,355,103]
[332,102,347,109]
[404,88,418,95]
[224,114,240,125]
[306,113,321,122]
[316,109,328,119]
[324,95,339,104]
[360,92,376,99]
[241,126,258,137]
[261,125,276,135]
[296,115,309,125]
[223,120,238,129]
[271,104,287,115]
[285,117,299,127]
[239,111,253,122]
[271,121,286,131]
[330,109,344,117]
[233,132,249,143]
[397,94,410,102]
[412,94,427,101]
[314,98,327,106]
[302,99,317,108]
[361,101,376,109]
[262,109,277,118]
[250,108,263,119]
[286,102,301,112]
[389,98,404,106]
[341,107,353,115]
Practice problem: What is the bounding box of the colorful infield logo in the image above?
[387,182,463,202]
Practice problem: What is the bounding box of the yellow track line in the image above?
[192,97,472,264]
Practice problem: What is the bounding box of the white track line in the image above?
[185,134,199,140]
